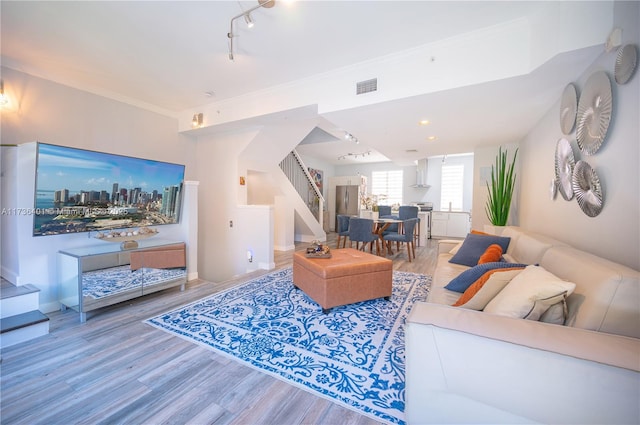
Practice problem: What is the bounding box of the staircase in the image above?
[1,280,49,348]
[279,149,325,232]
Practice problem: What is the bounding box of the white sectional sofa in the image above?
[405,226,640,424]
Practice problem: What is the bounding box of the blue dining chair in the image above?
[382,218,418,261]
[398,205,419,220]
[348,217,378,254]
[378,206,399,235]
[377,205,393,217]
[399,205,420,246]
[336,214,351,249]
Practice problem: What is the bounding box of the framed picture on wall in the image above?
[308,168,323,194]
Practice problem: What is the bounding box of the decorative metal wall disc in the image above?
[576,71,612,155]
[550,177,558,200]
[555,138,576,201]
[559,83,578,135]
[572,160,603,217]
[615,44,638,85]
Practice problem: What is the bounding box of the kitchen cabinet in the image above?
[417,211,431,244]
[431,211,470,238]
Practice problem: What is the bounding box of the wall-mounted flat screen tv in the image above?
[33,142,186,236]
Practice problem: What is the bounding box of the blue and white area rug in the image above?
[145,268,430,425]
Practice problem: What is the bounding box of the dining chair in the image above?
[382,218,418,262]
[377,205,393,217]
[348,217,378,254]
[378,205,400,235]
[398,205,419,220]
[336,214,351,249]
[398,205,420,246]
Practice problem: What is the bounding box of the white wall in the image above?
[518,1,639,270]
[194,129,260,282]
[471,144,520,231]
[0,67,197,313]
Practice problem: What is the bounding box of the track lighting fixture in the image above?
[343,132,359,144]
[228,0,276,61]
[338,151,371,161]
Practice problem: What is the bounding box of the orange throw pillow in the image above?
[471,229,490,235]
[477,244,503,264]
[453,267,524,307]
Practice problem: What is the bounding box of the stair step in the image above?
[0,281,41,300]
[1,310,49,334]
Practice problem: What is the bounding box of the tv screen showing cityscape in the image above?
[33,143,185,236]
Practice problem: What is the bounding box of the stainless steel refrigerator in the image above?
[335,185,360,230]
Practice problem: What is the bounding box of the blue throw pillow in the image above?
[449,233,512,267]
[445,262,529,293]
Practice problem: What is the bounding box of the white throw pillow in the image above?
[484,265,576,320]
[523,292,568,321]
[458,269,523,310]
[539,298,569,324]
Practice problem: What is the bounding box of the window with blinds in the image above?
[371,170,403,206]
[440,164,464,211]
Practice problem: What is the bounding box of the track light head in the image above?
[227,0,278,61]
[244,13,254,28]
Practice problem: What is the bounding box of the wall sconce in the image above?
[228,0,276,61]
[191,113,203,128]
[0,80,9,106]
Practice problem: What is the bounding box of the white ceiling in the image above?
[1,1,605,165]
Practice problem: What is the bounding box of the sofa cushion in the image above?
[445,262,528,293]
[540,246,640,338]
[501,227,563,265]
[484,265,576,320]
[478,244,503,264]
[449,233,511,267]
[453,268,523,309]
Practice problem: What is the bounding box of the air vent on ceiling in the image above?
[356,78,378,95]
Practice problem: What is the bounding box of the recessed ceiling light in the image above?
[204,91,214,97]
[427,136,437,141]
[419,120,430,126]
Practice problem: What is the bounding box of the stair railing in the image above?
[279,150,325,227]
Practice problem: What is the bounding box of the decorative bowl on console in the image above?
[95,227,159,249]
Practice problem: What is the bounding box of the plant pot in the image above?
[484,224,506,236]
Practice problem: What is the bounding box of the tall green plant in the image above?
[485,147,518,226]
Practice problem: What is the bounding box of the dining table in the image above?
[373,218,404,256]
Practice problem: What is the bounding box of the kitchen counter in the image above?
[431,211,470,238]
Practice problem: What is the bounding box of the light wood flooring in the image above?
[0,233,439,425]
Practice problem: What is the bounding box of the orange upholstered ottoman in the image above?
[292,248,393,313]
